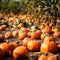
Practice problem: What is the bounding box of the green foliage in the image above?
[0,0,60,24]
[40,0,60,18]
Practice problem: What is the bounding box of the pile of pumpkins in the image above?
[0,16,60,60]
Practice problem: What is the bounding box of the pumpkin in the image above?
[44,36,55,43]
[53,31,60,38]
[13,46,28,59]
[12,41,20,47]
[42,26,52,34]
[0,34,4,41]
[0,42,9,56]
[30,30,42,39]
[2,24,7,30]
[8,43,16,54]
[12,30,18,37]
[40,41,58,53]
[52,26,59,32]
[0,48,4,58]
[17,23,24,28]
[39,24,45,30]
[38,52,53,60]
[22,37,31,47]
[27,40,41,51]
[20,27,29,33]
[4,31,13,39]
[18,31,28,40]
[36,30,42,39]
[47,55,60,60]
[41,32,49,40]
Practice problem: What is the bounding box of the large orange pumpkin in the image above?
[13,46,28,59]
[27,40,41,51]
[40,41,58,53]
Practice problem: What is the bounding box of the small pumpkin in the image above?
[52,26,59,32]
[41,32,49,40]
[53,31,60,38]
[27,40,41,51]
[4,31,13,39]
[13,46,28,59]
[12,30,18,37]
[18,31,28,40]
[22,37,31,47]
[42,26,52,34]
[39,24,45,30]
[17,23,24,28]
[2,24,7,30]
[44,36,55,43]
[30,30,42,39]
[20,27,29,33]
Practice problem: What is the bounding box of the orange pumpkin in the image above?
[12,41,20,47]
[4,31,13,39]
[8,43,16,54]
[30,30,42,39]
[27,40,41,51]
[42,26,52,34]
[0,42,9,56]
[22,37,31,47]
[17,23,24,28]
[12,30,18,37]
[53,31,60,38]
[2,25,7,30]
[38,53,53,60]
[41,33,49,40]
[20,27,29,33]
[13,46,28,59]
[39,24,45,30]
[44,36,55,43]
[52,26,59,32]
[47,55,60,60]
[36,30,42,39]
[18,31,28,40]
[40,41,58,53]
